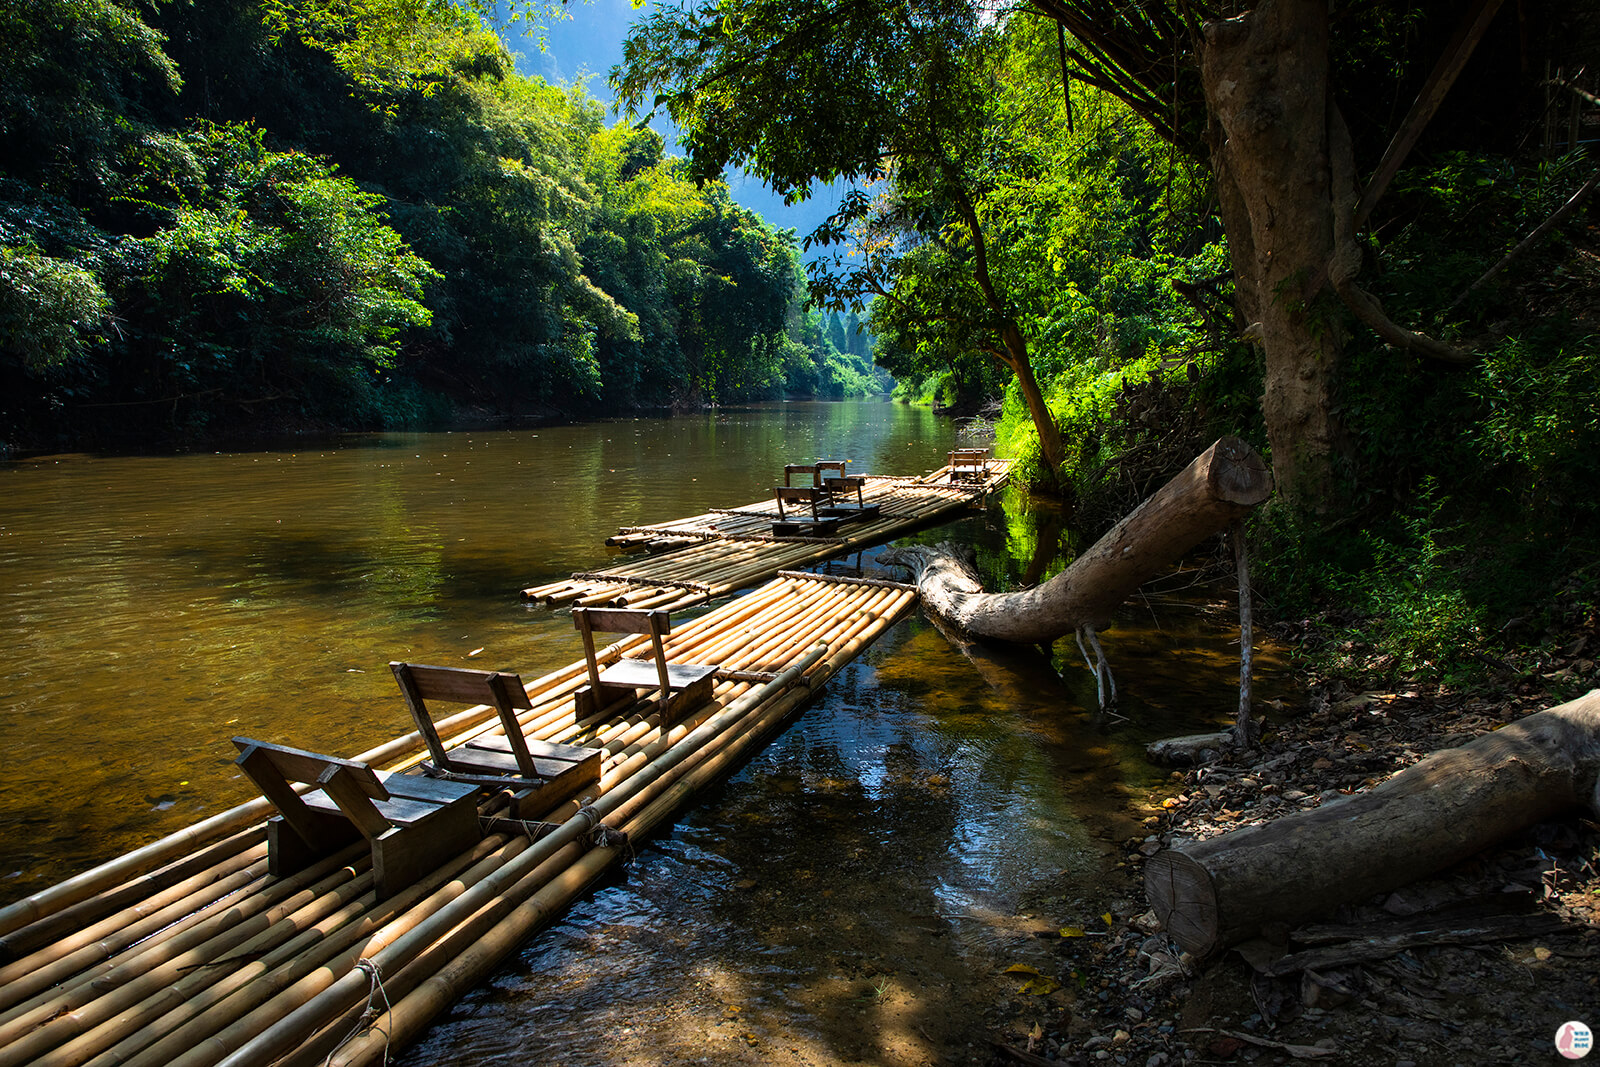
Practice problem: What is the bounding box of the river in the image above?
[0,400,1285,1065]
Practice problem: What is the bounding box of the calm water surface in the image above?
[0,400,1288,1064]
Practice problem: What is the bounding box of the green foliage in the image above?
[132,121,438,369]
[0,0,181,196]
[1332,484,1485,682]
[1,0,831,446]
[0,246,111,372]
[1468,338,1600,518]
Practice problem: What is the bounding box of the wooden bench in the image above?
[232,737,481,899]
[390,663,602,816]
[949,448,990,483]
[572,607,717,728]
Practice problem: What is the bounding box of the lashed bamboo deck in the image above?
[520,461,1012,612]
[0,572,920,1067]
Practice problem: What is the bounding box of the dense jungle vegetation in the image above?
[618,0,1600,685]
[0,0,890,450]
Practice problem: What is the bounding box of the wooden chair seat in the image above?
[390,662,603,818]
[572,607,717,728]
[601,657,719,690]
[232,737,480,899]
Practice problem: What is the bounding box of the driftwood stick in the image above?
[1233,520,1256,746]
[1258,911,1570,978]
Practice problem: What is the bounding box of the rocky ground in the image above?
[985,620,1600,1067]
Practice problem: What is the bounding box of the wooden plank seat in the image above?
[949,448,991,483]
[572,607,717,728]
[231,737,480,899]
[390,662,602,816]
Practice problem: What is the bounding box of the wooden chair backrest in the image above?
[232,736,393,844]
[783,464,820,487]
[390,662,538,779]
[773,485,823,520]
[815,460,847,480]
[571,607,671,697]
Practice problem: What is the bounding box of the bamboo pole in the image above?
[0,848,268,1013]
[212,647,830,1067]
[0,826,267,947]
[32,862,384,1067]
[0,848,368,1066]
[91,834,518,1067]
[149,834,535,1067]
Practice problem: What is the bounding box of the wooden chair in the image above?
[390,663,602,814]
[783,463,822,488]
[949,448,990,483]
[816,465,880,521]
[772,485,842,536]
[571,607,717,727]
[232,737,480,899]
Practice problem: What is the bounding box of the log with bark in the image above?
[880,436,1272,644]
[1145,688,1600,960]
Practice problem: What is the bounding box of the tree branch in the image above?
[1328,105,1475,365]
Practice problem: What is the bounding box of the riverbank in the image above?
[989,614,1600,1067]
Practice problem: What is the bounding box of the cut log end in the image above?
[1143,849,1222,959]
[1208,436,1274,506]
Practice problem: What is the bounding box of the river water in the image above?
[0,400,1286,1065]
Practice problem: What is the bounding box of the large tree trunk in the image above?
[1145,689,1600,960]
[1200,0,1344,507]
[881,437,1271,643]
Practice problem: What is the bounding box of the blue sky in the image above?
[499,0,853,256]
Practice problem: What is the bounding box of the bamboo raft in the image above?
[520,460,1013,612]
[0,571,920,1067]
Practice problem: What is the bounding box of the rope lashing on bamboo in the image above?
[325,959,392,1067]
[573,805,631,861]
[478,816,561,841]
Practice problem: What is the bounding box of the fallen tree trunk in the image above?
[1145,689,1600,960]
[880,437,1271,644]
